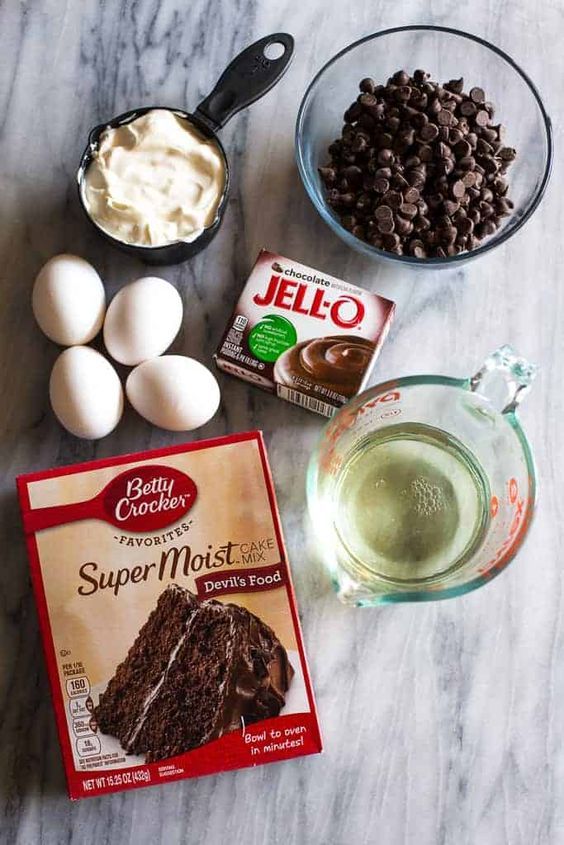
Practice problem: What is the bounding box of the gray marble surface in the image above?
[0,1,562,843]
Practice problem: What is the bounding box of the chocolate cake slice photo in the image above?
[94,585,294,763]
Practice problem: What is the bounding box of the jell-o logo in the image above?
[253,274,365,329]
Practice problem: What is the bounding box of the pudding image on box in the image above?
[17,431,322,799]
[215,250,395,417]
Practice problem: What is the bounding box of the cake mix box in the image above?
[17,432,322,799]
[214,250,395,417]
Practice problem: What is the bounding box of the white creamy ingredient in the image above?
[83,109,226,247]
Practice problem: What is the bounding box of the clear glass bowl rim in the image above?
[295,24,554,268]
[306,374,538,603]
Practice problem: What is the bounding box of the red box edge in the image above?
[16,430,323,800]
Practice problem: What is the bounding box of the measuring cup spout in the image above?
[194,34,294,131]
[469,345,538,414]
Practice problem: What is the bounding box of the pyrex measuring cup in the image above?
[307,346,537,605]
[77,34,294,265]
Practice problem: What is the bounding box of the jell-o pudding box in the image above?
[214,250,395,417]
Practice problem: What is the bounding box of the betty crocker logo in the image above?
[253,274,365,329]
[103,465,197,532]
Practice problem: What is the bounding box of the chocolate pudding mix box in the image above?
[215,250,395,417]
[17,432,322,799]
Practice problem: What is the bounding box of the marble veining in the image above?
[0,1,563,843]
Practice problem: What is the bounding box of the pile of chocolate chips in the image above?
[319,70,517,258]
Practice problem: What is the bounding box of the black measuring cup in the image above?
[77,34,294,265]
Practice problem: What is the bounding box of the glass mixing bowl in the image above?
[295,26,553,269]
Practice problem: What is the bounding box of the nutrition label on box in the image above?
[62,664,101,760]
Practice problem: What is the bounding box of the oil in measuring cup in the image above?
[333,422,491,585]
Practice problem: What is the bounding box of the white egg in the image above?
[126,355,220,431]
[103,276,183,366]
[49,346,124,439]
[32,254,106,346]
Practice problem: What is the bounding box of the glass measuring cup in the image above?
[307,346,537,605]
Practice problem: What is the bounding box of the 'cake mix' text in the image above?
[253,274,365,329]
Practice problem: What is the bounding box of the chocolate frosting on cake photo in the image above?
[274,335,376,399]
[94,585,294,763]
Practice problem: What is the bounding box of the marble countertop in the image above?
[1,1,562,843]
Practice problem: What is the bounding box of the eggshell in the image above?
[32,254,106,345]
[103,276,183,366]
[49,346,124,439]
[126,355,220,431]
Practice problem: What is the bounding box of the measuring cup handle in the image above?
[469,345,538,414]
[194,33,294,131]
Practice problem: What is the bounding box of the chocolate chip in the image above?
[437,109,453,126]
[419,123,439,142]
[394,216,413,235]
[458,217,474,235]
[496,197,513,216]
[377,148,394,165]
[470,86,486,103]
[359,77,376,94]
[476,219,498,237]
[443,199,460,217]
[392,70,411,86]
[369,232,383,247]
[374,204,393,220]
[437,141,453,159]
[359,93,378,109]
[386,190,403,209]
[460,100,477,117]
[454,140,472,159]
[413,69,429,83]
[458,156,476,171]
[480,127,498,144]
[404,187,420,203]
[476,138,494,156]
[377,217,395,234]
[355,194,372,212]
[499,147,517,161]
[446,77,464,94]
[343,165,363,186]
[452,180,466,199]
[374,177,390,193]
[399,202,418,219]
[417,145,434,163]
[411,241,427,258]
[414,214,431,231]
[352,135,368,153]
[319,167,337,185]
[475,110,490,127]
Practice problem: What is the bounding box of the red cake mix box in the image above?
[17,432,322,799]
